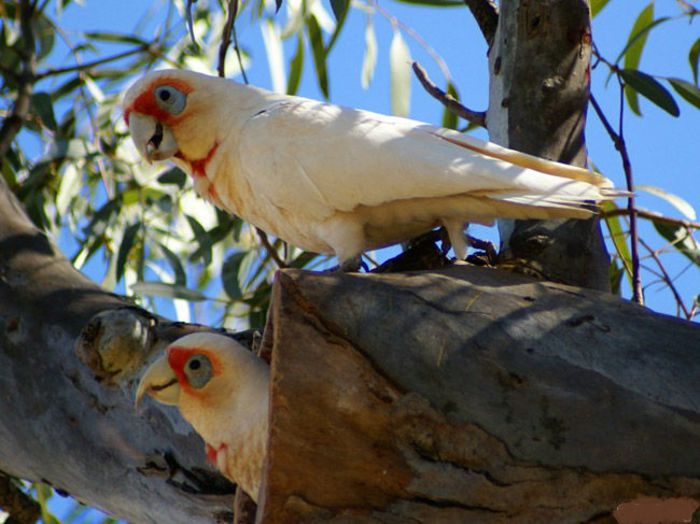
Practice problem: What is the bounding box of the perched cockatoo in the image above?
[135,333,269,502]
[123,69,617,268]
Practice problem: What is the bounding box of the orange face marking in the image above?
[124,77,194,126]
[167,346,222,396]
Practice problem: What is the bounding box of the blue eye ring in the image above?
[154,85,187,115]
[184,354,213,389]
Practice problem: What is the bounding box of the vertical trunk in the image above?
[487,0,610,290]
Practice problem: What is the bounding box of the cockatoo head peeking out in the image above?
[136,332,269,502]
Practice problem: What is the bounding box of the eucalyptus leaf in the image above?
[30,92,57,131]
[287,33,304,95]
[307,15,329,98]
[620,69,680,117]
[690,37,700,85]
[653,222,700,266]
[636,184,697,220]
[131,281,210,302]
[361,17,377,90]
[116,222,140,283]
[389,29,412,117]
[668,78,700,110]
[591,0,609,18]
[222,251,247,300]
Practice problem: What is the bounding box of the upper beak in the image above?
[128,113,179,163]
[135,354,181,408]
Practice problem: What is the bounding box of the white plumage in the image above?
[123,70,617,265]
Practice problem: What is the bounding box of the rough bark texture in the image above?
[0,178,244,523]
[257,268,700,522]
[487,0,611,291]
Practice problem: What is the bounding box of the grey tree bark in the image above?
[0,176,243,523]
[487,0,611,290]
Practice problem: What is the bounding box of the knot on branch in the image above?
[75,307,156,384]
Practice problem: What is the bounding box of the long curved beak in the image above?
[135,355,181,408]
[128,113,179,163]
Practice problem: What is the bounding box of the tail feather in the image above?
[432,130,613,188]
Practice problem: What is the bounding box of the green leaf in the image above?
[618,3,653,114]
[620,69,680,117]
[287,34,304,95]
[30,93,57,131]
[636,184,696,220]
[590,0,609,18]
[185,214,213,265]
[35,14,55,60]
[389,28,412,117]
[653,222,700,266]
[668,77,700,110]
[222,251,247,300]
[131,281,209,302]
[83,31,148,46]
[116,222,140,283]
[441,82,460,130]
[330,0,349,23]
[616,7,669,68]
[601,200,634,288]
[84,197,122,237]
[157,166,187,187]
[361,16,377,90]
[307,15,329,99]
[689,37,700,85]
[157,242,187,286]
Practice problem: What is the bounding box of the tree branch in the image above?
[35,44,152,80]
[217,0,248,83]
[463,0,499,46]
[412,61,486,127]
[590,92,643,305]
[0,0,36,162]
[602,207,700,230]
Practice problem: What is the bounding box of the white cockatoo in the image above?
[123,69,617,268]
[135,333,269,502]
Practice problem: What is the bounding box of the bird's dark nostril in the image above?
[149,122,163,148]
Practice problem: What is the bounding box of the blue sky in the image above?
[20,0,699,520]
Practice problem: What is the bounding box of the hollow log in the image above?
[257,267,700,523]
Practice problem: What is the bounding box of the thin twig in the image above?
[0,0,36,162]
[255,228,287,268]
[590,92,643,305]
[602,207,700,230]
[35,44,151,80]
[639,238,691,319]
[217,0,248,83]
[412,61,486,127]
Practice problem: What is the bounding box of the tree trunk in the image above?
[487,0,610,290]
[258,268,700,523]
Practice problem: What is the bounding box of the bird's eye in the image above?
[154,85,187,115]
[184,354,213,389]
